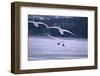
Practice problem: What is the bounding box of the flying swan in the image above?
[28,20,48,28]
[46,26,75,46]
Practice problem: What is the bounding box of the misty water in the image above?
[28,36,88,61]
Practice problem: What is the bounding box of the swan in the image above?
[46,26,75,46]
[46,26,75,36]
[28,20,48,28]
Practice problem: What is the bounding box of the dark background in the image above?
[28,15,88,38]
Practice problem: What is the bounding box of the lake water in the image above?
[28,36,88,61]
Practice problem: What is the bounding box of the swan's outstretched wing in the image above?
[37,22,48,28]
[28,21,48,28]
[28,21,33,23]
[28,21,39,27]
[63,29,75,36]
[46,26,59,29]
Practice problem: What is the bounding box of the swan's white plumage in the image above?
[28,20,48,28]
[46,26,75,36]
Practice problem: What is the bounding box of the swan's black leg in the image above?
[63,44,64,46]
[57,43,60,45]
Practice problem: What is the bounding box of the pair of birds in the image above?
[28,20,75,46]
